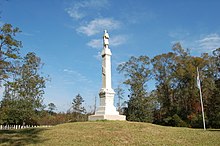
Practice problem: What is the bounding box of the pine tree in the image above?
[71,94,86,121]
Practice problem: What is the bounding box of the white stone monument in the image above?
[88,30,126,121]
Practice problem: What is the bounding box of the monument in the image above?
[88,30,126,121]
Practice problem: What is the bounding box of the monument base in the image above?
[88,114,126,121]
[88,88,126,121]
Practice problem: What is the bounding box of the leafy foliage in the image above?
[117,56,151,99]
[0,23,22,84]
[48,103,56,114]
[117,56,153,122]
[118,44,220,128]
[0,52,46,125]
[70,94,87,122]
[72,94,86,114]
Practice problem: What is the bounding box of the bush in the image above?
[172,114,188,127]
[189,114,205,128]
[163,114,187,127]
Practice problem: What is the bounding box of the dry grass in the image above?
[0,121,220,146]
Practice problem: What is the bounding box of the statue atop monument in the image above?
[103,30,109,48]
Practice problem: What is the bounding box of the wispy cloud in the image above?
[87,39,102,49]
[63,69,91,84]
[65,0,109,20]
[111,35,127,46]
[169,29,190,40]
[169,29,190,48]
[87,35,127,49]
[196,33,220,52]
[66,7,84,20]
[77,18,120,36]
[170,32,220,53]
[21,32,34,36]
[63,69,75,74]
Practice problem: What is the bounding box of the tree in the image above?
[117,56,151,99]
[151,43,219,127]
[0,52,47,125]
[115,85,125,114]
[212,48,220,79]
[117,55,153,122]
[206,48,220,128]
[48,103,56,114]
[0,23,22,85]
[206,79,220,128]
[72,94,86,114]
[151,51,177,121]
[71,94,86,121]
[151,43,208,126]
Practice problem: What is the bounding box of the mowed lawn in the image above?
[0,121,220,146]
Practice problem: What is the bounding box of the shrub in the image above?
[172,114,188,127]
[163,114,187,127]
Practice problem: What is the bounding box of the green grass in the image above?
[0,121,220,146]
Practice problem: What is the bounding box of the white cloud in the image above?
[170,33,220,53]
[196,34,220,51]
[77,18,120,36]
[66,8,85,20]
[87,39,102,49]
[110,35,127,46]
[63,69,91,84]
[63,69,75,74]
[87,35,127,49]
[65,0,109,20]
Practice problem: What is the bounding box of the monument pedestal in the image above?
[88,89,126,121]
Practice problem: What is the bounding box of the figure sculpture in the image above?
[103,30,109,48]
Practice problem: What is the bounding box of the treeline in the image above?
[0,23,88,126]
[118,43,220,128]
[35,94,88,125]
[0,23,49,126]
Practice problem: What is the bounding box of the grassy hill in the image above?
[0,121,220,146]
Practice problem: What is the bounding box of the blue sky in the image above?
[1,0,220,112]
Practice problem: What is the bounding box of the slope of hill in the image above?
[0,121,219,146]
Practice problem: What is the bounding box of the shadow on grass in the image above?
[0,128,49,146]
[208,129,220,132]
